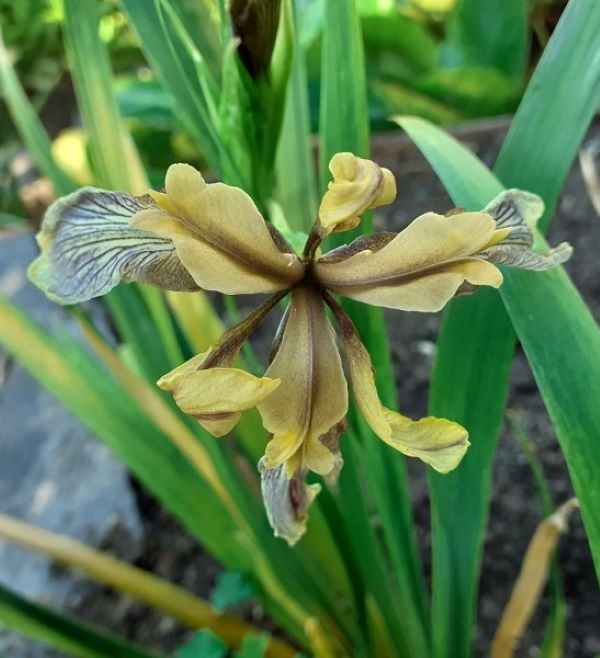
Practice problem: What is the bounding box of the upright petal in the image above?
[318,153,396,235]
[259,459,321,546]
[258,287,348,477]
[131,163,305,294]
[316,211,503,311]
[326,294,469,473]
[28,188,198,304]
[481,189,573,270]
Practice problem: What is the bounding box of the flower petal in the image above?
[158,366,280,437]
[258,287,348,477]
[316,211,503,311]
[28,188,198,304]
[318,152,396,234]
[326,294,469,473]
[131,163,305,294]
[259,458,321,546]
[158,293,286,436]
[481,189,573,270]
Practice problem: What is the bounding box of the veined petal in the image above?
[481,189,573,270]
[326,294,469,473]
[158,366,280,437]
[316,211,503,311]
[259,459,321,546]
[28,188,198,304]
[258,286,348,478]
[131,163,305,295]
[318,152,396,234]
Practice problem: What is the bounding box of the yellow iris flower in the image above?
[29,153,572,544]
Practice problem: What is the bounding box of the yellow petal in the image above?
[156,350,211,389]
[318,152,397,234]
[383,410,470,474]
[327,294,469,472]
[131,163,305,294]
[257,287,348,477]
[158,366,280,437]
[316,211,503,311]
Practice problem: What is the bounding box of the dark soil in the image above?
[52,119,600,657]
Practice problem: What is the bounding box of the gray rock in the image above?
[0,232,143,657]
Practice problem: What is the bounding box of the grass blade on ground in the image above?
[0,514,297,658]
[0,583,159,658]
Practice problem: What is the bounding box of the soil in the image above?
[36,119,600,656]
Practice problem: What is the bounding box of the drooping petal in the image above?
[257,286,348,478]
[315,211,503,312]
[318,152,396,234]
[131,163,305,295]
[259,458,321,546]
[158,293,286,436]
[481,189,573,270]
[326,293,469,473]
[158,365,280,437]
[28,188,198,304]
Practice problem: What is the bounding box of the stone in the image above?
[0,232,143,657]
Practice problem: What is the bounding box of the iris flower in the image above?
[29,153,571,544]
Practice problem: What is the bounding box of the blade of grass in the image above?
[0,30,73,197]
[320,2,429,655]
[395,3,600,656]
[0,514,297,658]
[0,294,249,565]
[62,0,187,382]
[62,0,146,193]
[0,583,160,658]
[275,1,317,233]
[118,0,241,184]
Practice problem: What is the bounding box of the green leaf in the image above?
[275,1,318,233]
[0,32,73,197]
[234,633,271,658]
[362,13,438,75]
[0,294,246,568]
[441,0,528,79]
[370,79,464,126]
[414,66,522,117]
[210,571,255,613]
[396,5,600,658]
[118,0,241,184]
[174,630,227,658]
[0,583,159,658]
[62,0,146,193]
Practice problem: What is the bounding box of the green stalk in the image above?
[319,1,429,655]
